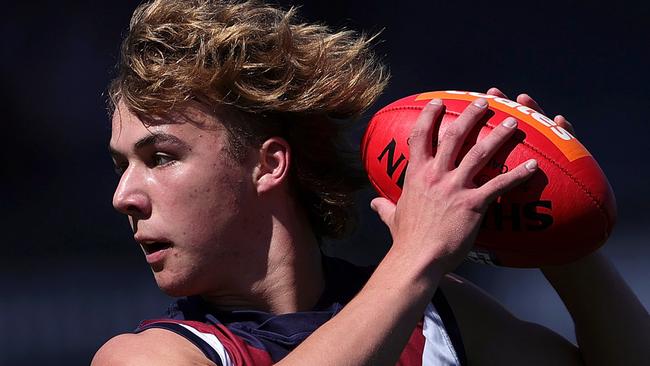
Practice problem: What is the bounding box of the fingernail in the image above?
[370,201,377,211]
[473,98,488,108]
[502,117,517,128]
[429,98,442,105]
[525,159,538,171]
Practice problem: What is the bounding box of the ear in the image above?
[253,137,291,194]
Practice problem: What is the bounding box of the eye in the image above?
[152,153,176,167]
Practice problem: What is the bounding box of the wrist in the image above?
[380,242,447,291]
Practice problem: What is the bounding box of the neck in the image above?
[251,223,325,313]
[202,195,325,314]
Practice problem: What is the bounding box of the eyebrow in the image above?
[109,132,188,157]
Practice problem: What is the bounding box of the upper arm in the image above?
[440,273,584,366]
[92,329,217,366]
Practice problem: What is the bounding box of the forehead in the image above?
[110,101,226,151]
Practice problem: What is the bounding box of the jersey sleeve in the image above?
[136,319,274,366]
[396,290,467,366]
[427,290,467,366]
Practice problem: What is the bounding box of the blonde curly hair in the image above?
[110,0,389,238]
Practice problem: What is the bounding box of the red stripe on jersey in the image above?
[396,320,425,366]
[141,319,273,365]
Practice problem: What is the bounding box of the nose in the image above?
[112,165,152,219]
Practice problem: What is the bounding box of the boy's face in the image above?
[109,102,271,297]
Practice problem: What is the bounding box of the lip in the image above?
[144,246,171,264]
[135,237,173,265]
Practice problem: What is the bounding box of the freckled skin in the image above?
[110,102,272,299]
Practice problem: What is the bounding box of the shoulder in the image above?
[440,273,583,366]
[92,328,217,366]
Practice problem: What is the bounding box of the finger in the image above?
[478,159,538,204]
[487,87,509,99]
[408,99,445,166]
[370,197,396,228]
[516,93,546,115]
[555,115,576,135]
[455,117,518,184]
[434,98,489,172]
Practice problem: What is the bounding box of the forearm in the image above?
[542,250,650,366]
[277,247,442,366]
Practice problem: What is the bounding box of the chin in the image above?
[153,271,200,297]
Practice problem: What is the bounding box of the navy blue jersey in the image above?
[135,257,466,365]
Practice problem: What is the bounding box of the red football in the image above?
[361,90,617,267]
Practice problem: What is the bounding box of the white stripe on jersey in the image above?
[179,323,233,366]
[422,303,461,366]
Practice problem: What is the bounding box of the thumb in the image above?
[370,197,396,227]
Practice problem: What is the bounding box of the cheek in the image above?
[158,160,253,243]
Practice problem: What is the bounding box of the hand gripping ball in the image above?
[361,91,617,267]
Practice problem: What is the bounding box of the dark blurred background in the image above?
[1,0,648,364]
